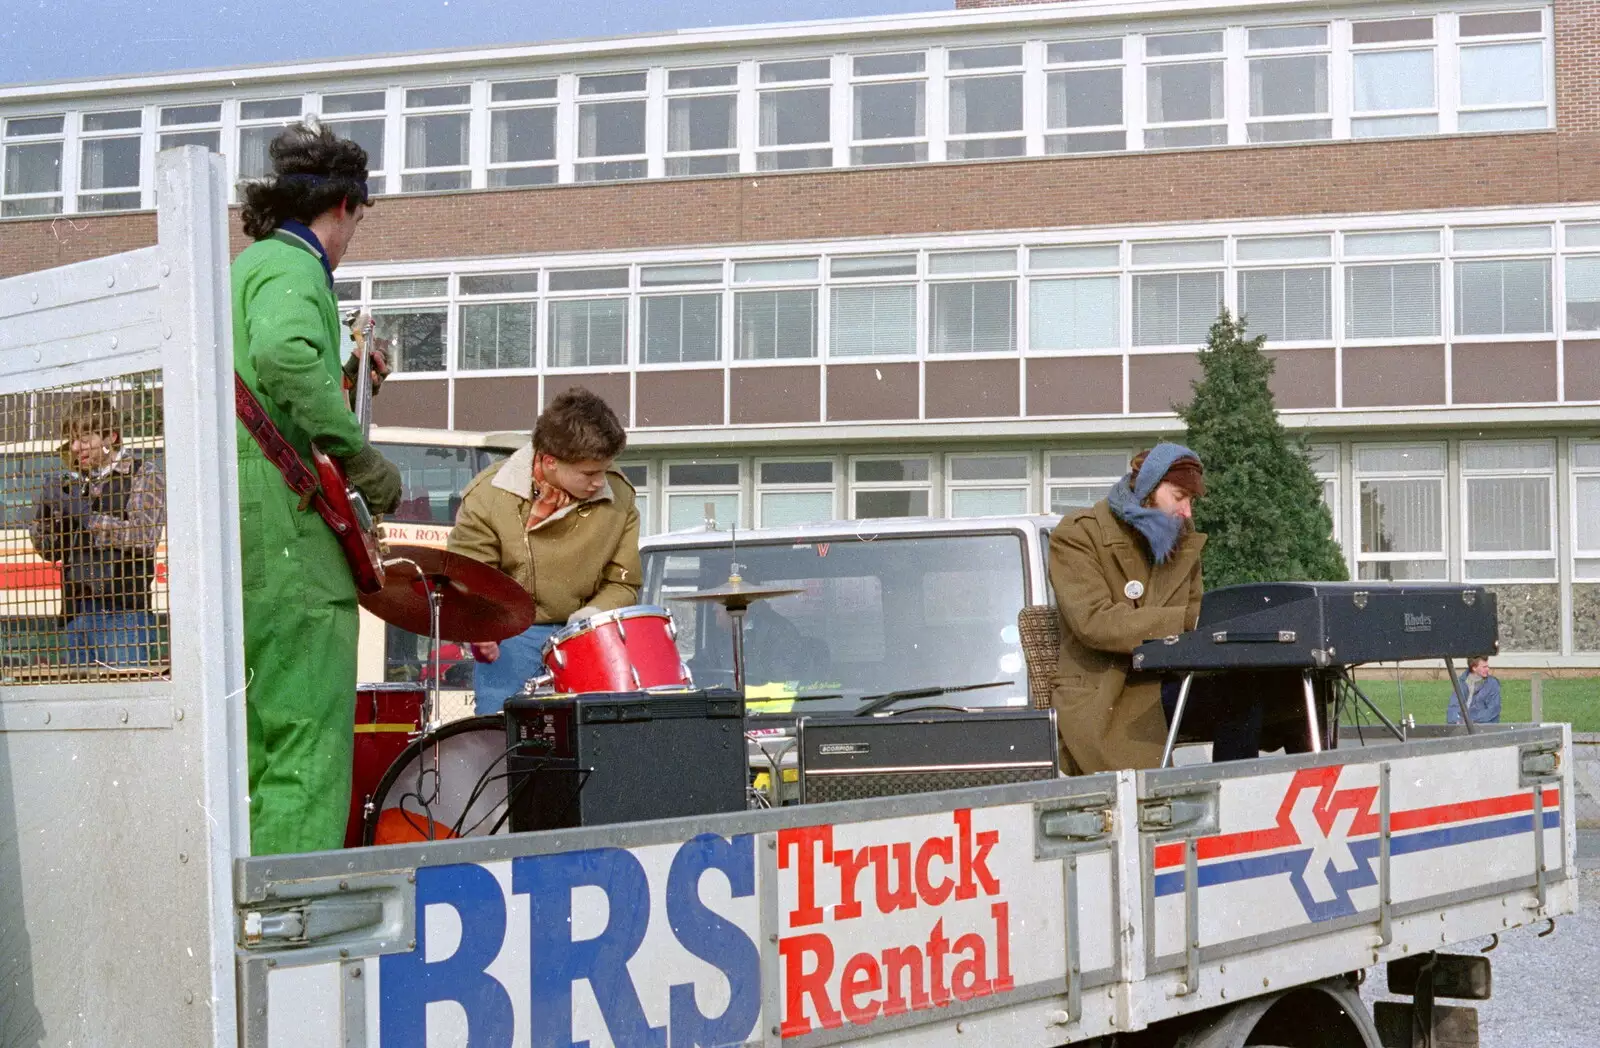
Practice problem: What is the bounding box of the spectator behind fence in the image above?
[27,394,166,668]
[1447,655,1502,725]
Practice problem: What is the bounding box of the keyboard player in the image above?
[1047,444,1210,774]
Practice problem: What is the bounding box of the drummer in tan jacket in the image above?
[447,387,641,713]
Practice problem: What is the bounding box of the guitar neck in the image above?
[351,315,375,443]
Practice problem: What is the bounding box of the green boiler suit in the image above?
[232,228,365,856]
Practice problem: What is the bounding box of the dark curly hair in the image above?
[238,120,371,239]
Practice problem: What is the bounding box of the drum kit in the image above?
[349,541,804,848]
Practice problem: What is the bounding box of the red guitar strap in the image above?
[233,372,352,535]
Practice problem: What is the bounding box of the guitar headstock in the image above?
[343,309,375,351]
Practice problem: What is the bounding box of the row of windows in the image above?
[379,437,1597,587]
[0,8,1551,216]
[336,217,1600,374]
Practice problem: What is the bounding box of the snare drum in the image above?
[364,714,509,846]
[540,605,692,694]
[347,683,425,848]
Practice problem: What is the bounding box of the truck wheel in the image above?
[1171,977,1381,1048]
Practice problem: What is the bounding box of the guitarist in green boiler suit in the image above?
[232,122,402,855]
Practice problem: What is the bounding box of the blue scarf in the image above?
[1106,442,1201,565]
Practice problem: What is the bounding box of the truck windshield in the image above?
[642,532,1029,713]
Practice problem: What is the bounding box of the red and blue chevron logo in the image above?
[1152,766,1559,921]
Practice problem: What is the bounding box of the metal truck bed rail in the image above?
[237,725,1575,1047]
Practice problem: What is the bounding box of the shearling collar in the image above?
[491,444,614,531]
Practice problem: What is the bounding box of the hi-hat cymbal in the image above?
[670,575,805,611]
[359,544,533,642]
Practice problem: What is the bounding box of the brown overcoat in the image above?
[1048,500,1205,774]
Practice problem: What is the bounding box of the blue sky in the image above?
[2,1,951,84]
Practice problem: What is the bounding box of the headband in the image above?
[280,172,371,205]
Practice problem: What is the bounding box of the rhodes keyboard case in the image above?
[797,708,1059,804]
[505,689,747,831]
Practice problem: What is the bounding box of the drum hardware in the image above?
[670,580,804,694]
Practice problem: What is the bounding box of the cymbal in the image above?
[358,544,534,643]
[670,575,805,611]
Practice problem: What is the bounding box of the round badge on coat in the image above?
[1124,580,1145,600]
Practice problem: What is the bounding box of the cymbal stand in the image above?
[389,554,445,823]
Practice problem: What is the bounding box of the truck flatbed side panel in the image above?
[243,773,1129,1048]
[1134,726,1574,1024]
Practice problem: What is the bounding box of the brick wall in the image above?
[1,1,1596,278]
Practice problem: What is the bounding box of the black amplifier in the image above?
[503,689,747,831]
[797,708,1059,804]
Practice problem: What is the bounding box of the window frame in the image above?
[1571,440,1600,582]
[664,458,744,532]
[663,64,740,178]
[2,113,66,217]
[401,85,474,193]
[756,56,834,171]
[1454,10,1551,133]
[1140,30,1228,150]
[1042,36,1128,156]
[1025,243,1123,355]
[754,456,840,527]
[1244,23,1333,144]
[234,95,304,182]
[1339,228,1445,344]
[318,90,391,196]
[944,44,1027,161]
[1458,439,1557,583]
[849,51,929,166]
[76,108,145,213]
[456,292,539,374]
[1352,441,1449,581]
[487,77,559,188]
[1045,449,1130,516]
[1348,16,1440,139]
[849,454,934,520]
[826,252,921,361]
[944,452,1033,518]
[574,70,651,183]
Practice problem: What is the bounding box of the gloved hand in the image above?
[568,606,601,625]
[342,343,391,399]
[339,445,402,516]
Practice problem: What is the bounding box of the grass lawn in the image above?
[1351,677,1600,733]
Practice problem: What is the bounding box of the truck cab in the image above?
[640,515,1062,716]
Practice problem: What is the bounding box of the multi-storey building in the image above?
[3,0,1599,664]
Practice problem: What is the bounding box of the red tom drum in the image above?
[347,682,424,848]
[540,605,692,694]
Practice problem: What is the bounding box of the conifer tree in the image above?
[1178,310,1348,588]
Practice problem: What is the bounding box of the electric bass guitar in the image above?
[308,311,386,593]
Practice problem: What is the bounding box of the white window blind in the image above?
[1454,259,1551,335]
[1566,257,1600,332]
[548,299,627,368]
[736,290,817,359]
[1238,267,1332,340]
[830,285,916,357]
[1344,263,1441,338]
[1132,271,1222,346]
[1030,277,1119,350]
[643,294,722,364]
[930,281,1017,354]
